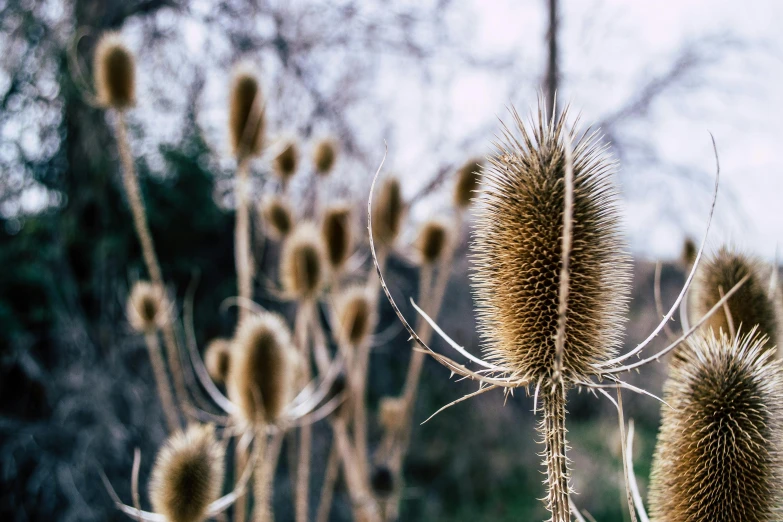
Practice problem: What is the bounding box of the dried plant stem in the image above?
[116,114,187,424]
[143,333,179,433]
[332,419,379,522]
[541,383,570,522]
[252,430,285,522]
[235,158,254,322]
[294,304,313,522]
[315,442,340,522]
[235,439,249,522]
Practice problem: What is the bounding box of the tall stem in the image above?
[143,333,179,433]
[544,0,559,121]
[315,441,340,522]
[541,381,570,522]
[294,303,313,522]
[253,430,285,522]
[235,158,254,322]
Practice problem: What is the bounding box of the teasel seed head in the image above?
[681,237,697,267]
[313,138,337,176]
[416,219,452,265]
[471,108,631,384]
[272,140,299,183]
[149,424,226,522]
[454,158,483,209]
[261,196,294,240]
[204,338,231,385]
[127,281,166,333]
[228,312,297,424]
[370,465,395,498]
[94,33,135,110]
[648,330,783,522]
[228,65,265,159]
[690,247,779,346]
[321,203,353,272]
[371,176,404,250]
[378,396,406,433]
[335,286,374,347]
[280,223,328,301]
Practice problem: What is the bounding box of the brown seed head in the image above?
[335,286,374,347]
[94,33,135,110]
[228,313,297,424]
[313,138,337,175]
[378,396,406,433]
[681,237,697,267]
[454,158,483,209]
[471,107,631,384]
[127,281,166,333]
[204,338,231,385]
[273,140,299,182]
[321,203,353,271]
[228,66,265,159]
[648,330,783,522]
[371,177,404,250]
[149,424,225,522]
[280,223,328,301]
[416,219,452,265]
[690,247,779,346]
[261,196,294,240]
[370,465,395,498]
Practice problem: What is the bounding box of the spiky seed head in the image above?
[321,203,353,271]
[261,196,294,240]
[472,108,631,384]
[378,396,406,433]
[228,313,297,424]
[149,424,225,522]
[690,247,779,346]
[648,330,783,522]
[370,465,395,498]
[204,338,231,384]
[371,177,404,249]
[280,223,328,301]
[416,219,452,265]
[273,140,299,182]
[681,237,697,267]
[94,33,135,110]
[228,65,265,159]
[335,286,373,347]
[454,158,483,209]
[313,138,337,175]
[127,281,166,333]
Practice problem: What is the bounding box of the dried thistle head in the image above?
[228,312,297,424]
[149,424,225,522]
[335,286,373,347]
[471,108,631,384]
[261,196,294,240]
[371,177,404,250]
[454,158,483,209]
[204,338,231,384]
[690,247,778,346]
[94,33,135,110]
[127,281,166,333]
[228,65,265,159]
[280,223,328,301]
[378,396,406,433]
[321,203,353,272]
[273,140,299,183]
[648,330,783,522]
[681,237,697,267]
[416,219,452,265]
[313,138,337,175]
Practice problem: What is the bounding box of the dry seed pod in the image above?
[273,140,299,183]
[454,158,483,209]
[280,223,328,301]
[228,65,265,159]
[313,138,337,175]
[127,281,166,333]
[204,338,231,384]
[228,312,296,424]
[416,219,452,265]
[94,33,135,110]
[149,424,225,522]
[335,286,373,347]
[261,196,294,240]
[472,109,631,383]
[321,203,353,271]
[689,247,778,346]
[681,237,697,267]
[378,396,406,433]
[648,330,783,522]
[371,177,404,249]
[370,465,395,498]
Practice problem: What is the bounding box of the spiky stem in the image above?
[541,382,570,522]
[235,158,254,322]
[143,333,179,433]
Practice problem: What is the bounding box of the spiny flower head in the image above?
[228,65,264,159]
[261,196,294,240]
[321,203,353,272]
[280,222,328,301]
[454,158,483,209]
[416,219,452,265]
[335,285,374,347]
[471,108,631,384]
[149,424,225,522]
[313,138,337,175]
[273,140,299,183]
[371,176,404,250]
[228,312,297,424]
[648,330,783,522]
[690,247,779,347]
[127,281,166,333]
[94,32,135,110]
[204,338,231,385]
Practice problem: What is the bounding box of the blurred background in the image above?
[1,0,781,521]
